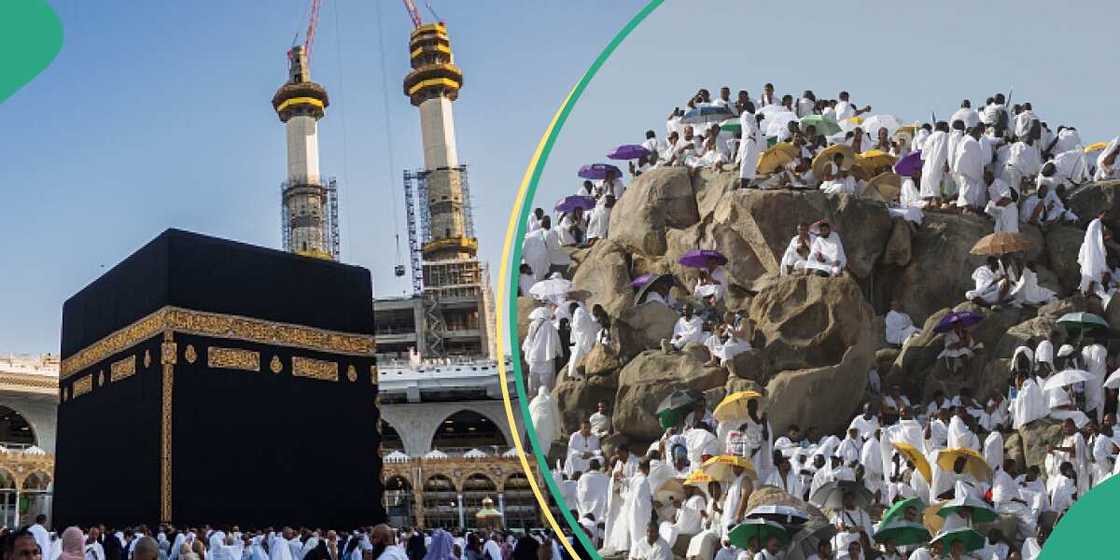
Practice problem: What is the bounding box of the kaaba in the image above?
[54,229,385,529]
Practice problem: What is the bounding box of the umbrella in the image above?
[678,249,728,269]
[764,111,799,138]
[880,496,927,528]
[892,443,932,483]
[936,494,998,524]
[930,528,985,553]
[634,273,674,304]
[861,114,903,136]
[853,150,897,173]
[811,144,855,179]
[577,163,621,180]
[936,448,992,482]
[894,150,923,176]
[746,505,809,527]
[756,142,800,175]
[863,172,901,201]
[728,519,789,549]
[1042,368,1095,391]
[606,144,652,161]
[700,455,757,482]
[810,480,874,511]
[1057,312,1109,332]
[656,389,703,415]
[684,470,714,488]
[840,115,864,133]
[629,272,654,288]
[528,277,573,300]
[681,106,734,125]
[1105,368,1120,390]
[554,195,596,213]
[873,521,930,547]
[969,231,1034,256]
[800,114,842,136]
[720,119,741,134]
[758,105,790,129]
[654,478,686,504]
[713,391,766,423]
[923,502,946,535]
[933,311,984,334]
[785,522,836,560]
[1084,141,1109,154]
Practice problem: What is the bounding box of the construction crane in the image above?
[402,0,423,28]
[289,0,323,64]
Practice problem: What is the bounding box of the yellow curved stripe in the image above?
[410,44,452,59]
[276,96,324,113]
[406,77,461,96]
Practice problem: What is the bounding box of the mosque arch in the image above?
[421,474,458,529]
[384,475,416,528]
[460,473,498,529]
[0,406,37,447]
[502,473,536,530]
[21,471,50,491]
[429,409,507,453]
[378,418,404,452]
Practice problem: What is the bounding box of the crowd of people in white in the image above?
[520,82,1120,560]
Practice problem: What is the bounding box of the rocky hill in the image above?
[520,166,1120,469]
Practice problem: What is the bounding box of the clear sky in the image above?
[533,0,1120,234]
[0,0,644,353]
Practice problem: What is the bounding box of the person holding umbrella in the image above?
[829,491,872,558]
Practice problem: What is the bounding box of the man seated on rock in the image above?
[589,401,611,438]
[848,403,880,441]
[566,420,604,477]
[884,300,921,347]
[881,385,911,423]
[780,222,815,276]
[808,221,847,277]
[819,153,859,195]
[1019,170,1076,226]
[702,324,752,368]
[937,322,982,373]
[666,303,706,352]
[1010,260,1056,307]
[983,167,1018,233]
[965,256,1012,307]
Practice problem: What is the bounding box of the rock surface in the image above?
[612,347,728,442]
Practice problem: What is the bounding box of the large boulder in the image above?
[1017,418,1064,472]
[1044,224,1086,295]
[613,348,729,442]
[749,275,875,371]
[569,238,635,317]
[580,344,623,377]
[608,167,700,256]
[893,213,991,320]
[615,302,679,360]
[1066,180,1120,231]
[694,168,739,221]
[711,190,892,279]
[553,374,619,436]
[765,334,875,437]
[883,219,913,267]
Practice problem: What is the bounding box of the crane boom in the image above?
[402,0,423,28]
[304,0,322,63]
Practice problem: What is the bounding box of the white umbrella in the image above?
[762,110,798,138]
[1103,368,1120,389]
[1043,369,1094,391]
[862,114,903,136]
[528,277,573,301]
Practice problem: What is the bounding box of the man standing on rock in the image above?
[736,101,762,189]
[522,307,562,394]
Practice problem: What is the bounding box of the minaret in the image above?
[272,45,333,260]
[403,22,473,262]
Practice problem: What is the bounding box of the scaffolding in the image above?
[280,177,339,260]
[403,170,425,294]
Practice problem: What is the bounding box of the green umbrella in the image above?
[800,114,841,136]
[1057,312,1109,333]
[873,521,931,547]
[880,497,926,527]
[657,407,688,430]
[729,519,789,550]
[936,494,998,524]
[720,119,741,134]
[931,528,985,553]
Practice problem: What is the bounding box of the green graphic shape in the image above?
[1,0,63,103]
[1041,473,1120,557]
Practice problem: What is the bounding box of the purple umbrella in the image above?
[578,163,622,180]
[678,249,729,268]
[933,311,984,333]
[607,144,653,160]
[630,273,654,288]
[555,195,597,213]
[894,151,922,177]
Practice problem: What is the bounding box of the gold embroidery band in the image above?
[72,375,93,398]
[161,332,173,523]
[292,356,339,381]
[110,355,137,382]
[60,306,375,379]
[208,347,261,372]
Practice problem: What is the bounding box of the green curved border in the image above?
[504,0,663,555]
[1,0,63,103]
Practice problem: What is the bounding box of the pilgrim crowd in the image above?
[0,519,582,560]
[521,83,1120,559]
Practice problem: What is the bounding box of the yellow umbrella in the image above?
[922,502,946,535]
[684,470,714,488]
[863,172,902,202]
[1084,141,1109,154]
[936,448,992,482]
[892,442,932,483]
[701,455,757,482]
[845,116,864,126]
[756,142,800,175]
[896,123,921,138]
[811,144,856,179]
[655,477,686,504]
[713,390,765,423]
[854,149,897,172]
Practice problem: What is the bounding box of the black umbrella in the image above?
[634,273,674,304]
[784,521,836,560]
[810,480,874,511]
